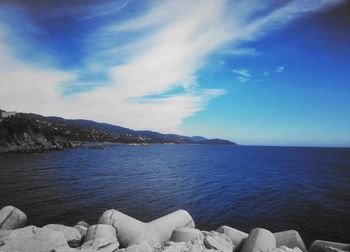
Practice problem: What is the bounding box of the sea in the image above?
[0,144,349,245]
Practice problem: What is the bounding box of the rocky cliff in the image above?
[0,114,140,153]
[0,128,77,153]
[0,116,80,153]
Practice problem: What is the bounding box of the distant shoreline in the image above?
[0,141,239,154]
[0,110,236,154]
[2,142,349,154]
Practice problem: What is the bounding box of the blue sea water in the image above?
[0,144,349,245]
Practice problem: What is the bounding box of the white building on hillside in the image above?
[0,111,17,118]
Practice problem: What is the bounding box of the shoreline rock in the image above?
[0,206,27,231]
[98,209,195,247]
[44,224,82,248]
[0,206,348,252]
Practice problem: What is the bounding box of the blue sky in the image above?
[0,0,349,147]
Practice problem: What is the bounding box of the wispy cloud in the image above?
[232,68,251,83]
[233,68,251,78]
[225,48,261,57]
[237,0,344,42]
[0,0,344,133]
[275,65,285,73]
[236,77,249,83]
[79,0,130,20]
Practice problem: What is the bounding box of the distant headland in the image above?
[0,109,236,153]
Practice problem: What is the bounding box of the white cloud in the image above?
[236,76,249,83]
[232,68,251,78]
[275,65,285,73]
[81,0,130,20]
[0,1,228,133]
[238,0,344,42]
[233,68,251,83]
[0,0,344,133]
[225,48,261,57]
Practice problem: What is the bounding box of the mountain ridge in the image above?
[0,110,237,152]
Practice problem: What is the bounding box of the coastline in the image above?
[0,141,236,154]
[0,112,236,155]
[0,141,147,154]
[0,141,81,154]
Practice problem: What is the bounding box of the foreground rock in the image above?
[0,206,27,230]
[159,237,208,252]
[1,205,349,252]
[241,228,276,252]
[98,209,194,247]
[217,225,248,250]
[44,224,82,248]
[80,237,120,252]
[74,221,90,237]
[267,246,303,252]
[202,231,234,252]
[92,230,232,252]
[0,226,71,252]
[80,224,119,252]
[170,227,203,243]
[309,240,350,252]
[274,230,307,252]
[118,242,155,252]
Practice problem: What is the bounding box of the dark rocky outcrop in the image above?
[0,115,80,153]
[0,128,77,153]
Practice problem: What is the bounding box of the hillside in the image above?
[0,110,237,152]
